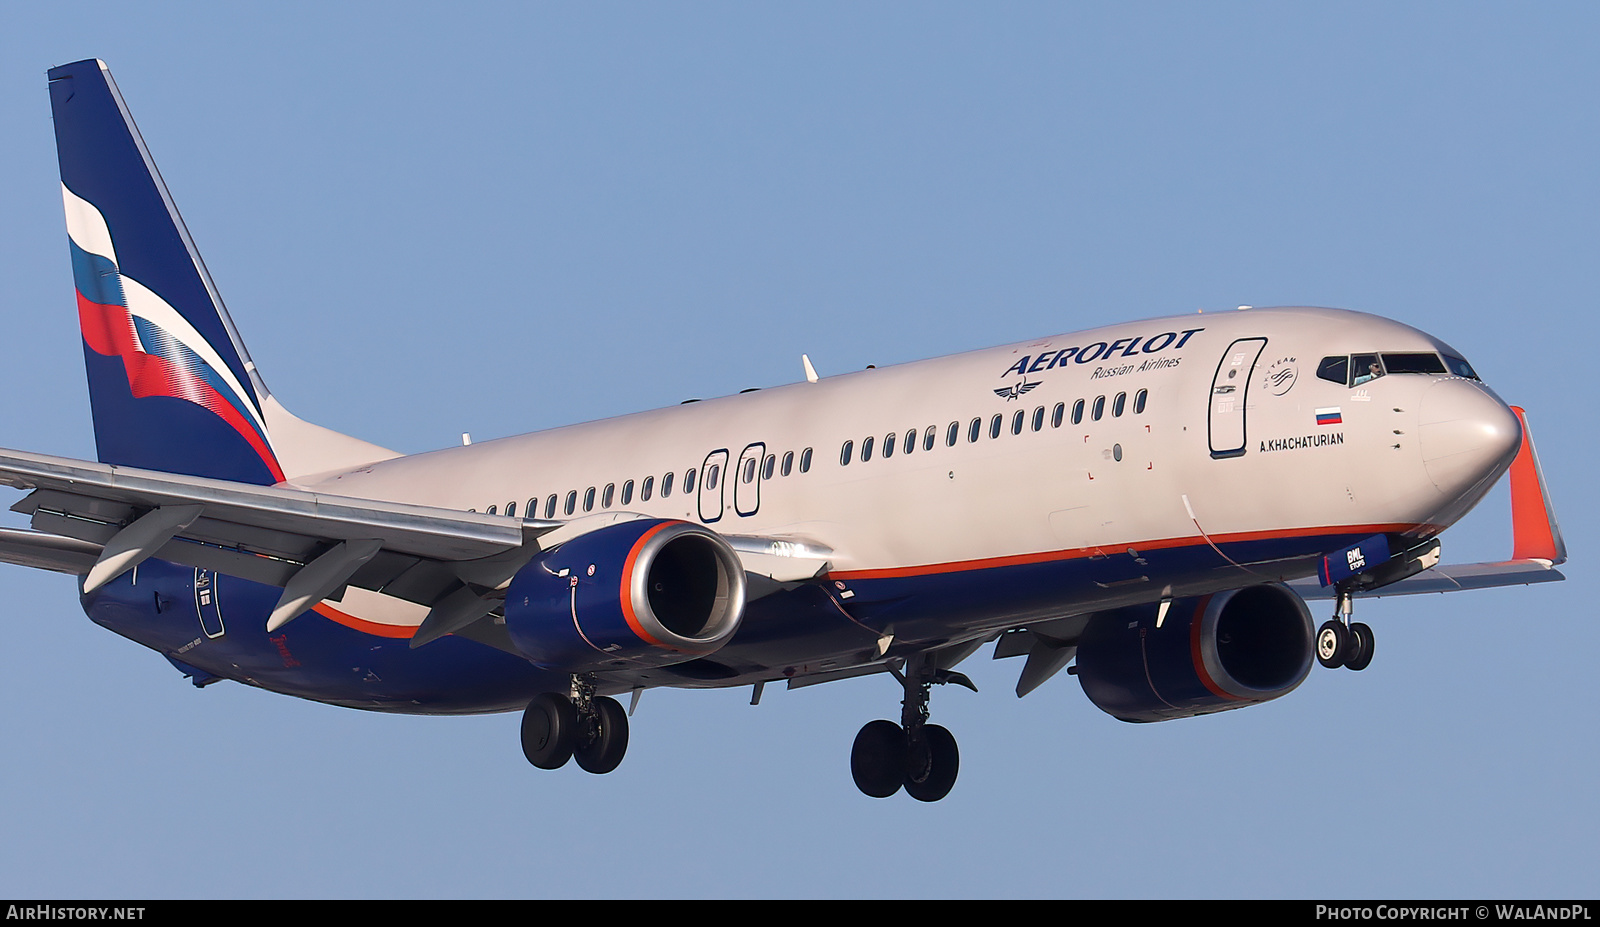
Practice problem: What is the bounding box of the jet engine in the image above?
[1075,584,1314,722]
[504,519,747,672]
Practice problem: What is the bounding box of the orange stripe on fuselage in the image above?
[312,602,414,638]
[826,523,1430,582]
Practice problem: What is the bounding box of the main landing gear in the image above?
[520,676,630,774]
[850,654,975,802]
[1316,589,1374,672]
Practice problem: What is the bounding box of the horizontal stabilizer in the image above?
[1289,559,1564,600]
[0,527,101,575]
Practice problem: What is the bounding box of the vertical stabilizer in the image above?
[48,59,396,484]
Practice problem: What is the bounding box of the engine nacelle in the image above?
[504,519,747,672]
[1075,584,1314,723]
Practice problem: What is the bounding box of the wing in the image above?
[0,446,830,643]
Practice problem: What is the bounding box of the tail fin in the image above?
[48,59,394,484]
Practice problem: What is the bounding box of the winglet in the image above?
[1508,407,1566,565]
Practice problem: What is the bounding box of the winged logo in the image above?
[994,379,1041,401]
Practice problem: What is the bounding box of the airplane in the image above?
[2,58,1566,802]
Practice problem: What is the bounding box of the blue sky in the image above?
[0,2,1594,899]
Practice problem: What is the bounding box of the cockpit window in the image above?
[1442,354,1479,379]
[1316,356,1348,385]
[1351,354,1383,386]
[1381,353,1447,375]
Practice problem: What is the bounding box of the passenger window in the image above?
[1316,356,1349,385]
[882,433,894,459]
[583,487,596,512]
[947,422,959,446]
[743,458,757,483]
[486,504,497,515]
[1011,410,1024,435]
[841,440,854,466]
[905,429,917,455]
[1113,392,1126,417]
[1032,406,1045,431]
[781,451,794,476]
[800,448,813,472]
[1351,354,1383,386]
[642,477,653,501]
[505,501,516,518]
[924,425,936,451]
[1072,399,1085,425]
[564,491,577,516]
[989,414,1002,439]
[1134,389,1147,414]
[968,418,981,443]
[861,436,875,462]
[684,469,697,493]
[662,472,674,497]
[602,484,615,508]
[762,455,775,480]
[621,481,633,505]
[1092,396,1105,421]
[706,465,720,490]
[1052,402,1064,428]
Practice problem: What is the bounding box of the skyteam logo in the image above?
[62,184,284,482]
[1263,356,1298,396]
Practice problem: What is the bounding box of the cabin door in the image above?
[1208,337,1267,458]
[698,448,729,523]
[734,442,765,517]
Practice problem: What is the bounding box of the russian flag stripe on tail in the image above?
[49,59,284,484]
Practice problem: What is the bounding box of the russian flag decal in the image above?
[1315,407,1342,426]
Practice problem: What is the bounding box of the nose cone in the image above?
[1418,379,1521,495]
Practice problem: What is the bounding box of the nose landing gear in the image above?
[1316,590,1374,671]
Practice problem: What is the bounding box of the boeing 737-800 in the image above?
[2,59,1565,801]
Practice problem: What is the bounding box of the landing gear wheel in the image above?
[851,720,906,798]
[574,696,630,774]
[1344,622,1375,672]
[903,723,959,803]
[521,692,577,769]
[1316,620,1348,669]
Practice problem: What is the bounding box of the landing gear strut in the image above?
[520,675,630,773]
[1316,589,1374,671]
[849,654,973,802]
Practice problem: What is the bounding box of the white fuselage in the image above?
[293,306,1515,663]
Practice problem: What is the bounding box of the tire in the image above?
[521,692,576,770]
[1316,620,1348,669]
[851,720,906,798]
[1344,622,1375,672]
[574,696,630,774]
[903,724,959,803]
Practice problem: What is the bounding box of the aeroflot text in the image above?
[1000,328,1204,377]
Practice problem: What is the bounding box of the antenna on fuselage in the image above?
[802,354,819,383]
